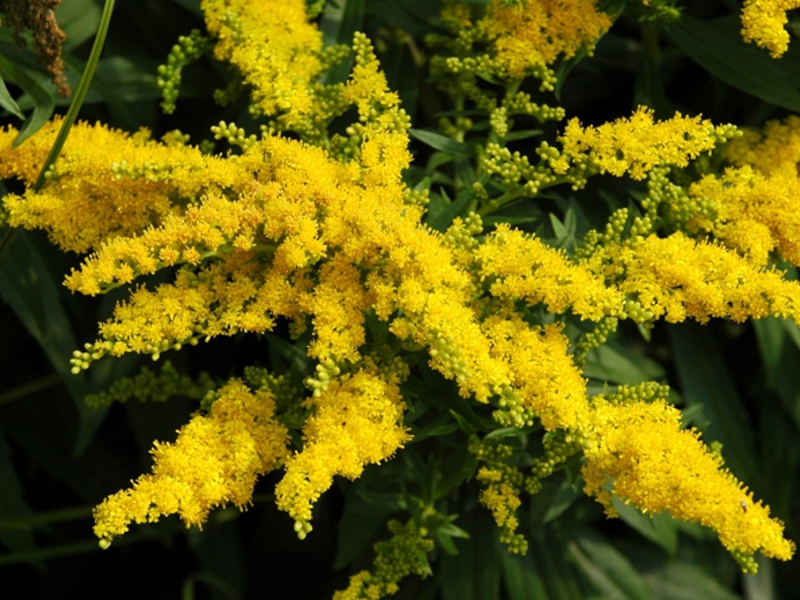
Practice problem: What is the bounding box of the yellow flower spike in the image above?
[477,224,625,321]
[484,315,590,431]
[275,369,410,528]
[589,232,800,325]
[0,120,243,254]
[484,0,612,80]
[687,166,800,267]
[201,0,324,130]
[582,397,795,566]
[740,0,800,58]
[559,107,738,180]
[93,379,290,546]
[305,256,370,365]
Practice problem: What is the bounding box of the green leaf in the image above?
[320,0,365,82]
[742,555,775,600]
[0,56,55,146]
[334,495,395,569]
[550,213,569,241]
[611,498,678,556]
[56,0,103,51]
[583,344,665,385]
[542,477,582,523]
[570,529,655,600]
[669,16,800,112]
[410,128,472,156]
[0,233,89,406]
[426,188,471,232]
[753,317,800,431]
[502,129,543,143]
[0,75,24,119]
[668,323,758,485]
[439,511,502,600]
[0,428,37,553]
[500,551,549,600]
[641,561,742,600]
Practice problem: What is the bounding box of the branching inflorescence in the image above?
[1,0,798,594]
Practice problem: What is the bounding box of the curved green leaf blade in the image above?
[669,16,800,112]
[668,323,758,485]
[0,75,24,119]
[0,56,55,146]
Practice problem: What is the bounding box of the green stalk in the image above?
[0,0,116,263]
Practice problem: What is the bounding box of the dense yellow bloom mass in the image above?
[1,0,795,582]
[477,224,624,321]
[582,397,794,562]
[740,0,800,58]
[201,0,326,131]
[275,368,410,533]
[93,380,289,546]
[687,167,800,267]
[0,120,242,254]
[557,107,738,180]
[483,0,612,79]
[586,232,800,324]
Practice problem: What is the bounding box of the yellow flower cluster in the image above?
[477,223,624,322]
[586,232,800,324]
[0,120,238,254]
[556,106,739,180]
[201,0,326,130]
[484,0,612,79]
[469,436,527,554]
[275,368,410,535]
[740,0,800,58]
[3,0,796,580]
[582,396,795,567]
[93,380,289,547]
[433,0,611,92]
[692,116,800,267]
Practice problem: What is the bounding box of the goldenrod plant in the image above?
[1,0,800,597]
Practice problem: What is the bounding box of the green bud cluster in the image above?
[574,316,619,364]
[603,381,670,405]
[212,77,244,109]
[111,160,174,182]
[71,333,201,373]
[445,212,483,251]
[427,330,470,385]
[294,519,313,540]
[537,141,596,190]
[211,121,258,151]
[84,360,215,408]
[637,0,682,22]
[304,359,342,398]
[622,299,656,325]
[482,143,558,197]
[244,366,307,428]
[305,0,327,18]
[730,548,758,575]
[490,106,510,138]
[157,29,211,115]
[527,431,581,484]
[493,385,536,429]
[642,166,717,232]
[437,114,474,139]
[404,187,430,209]
[574,208,631,261]
[345,519,434,598]
[503,91,565,123]
[160,129,191,147]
